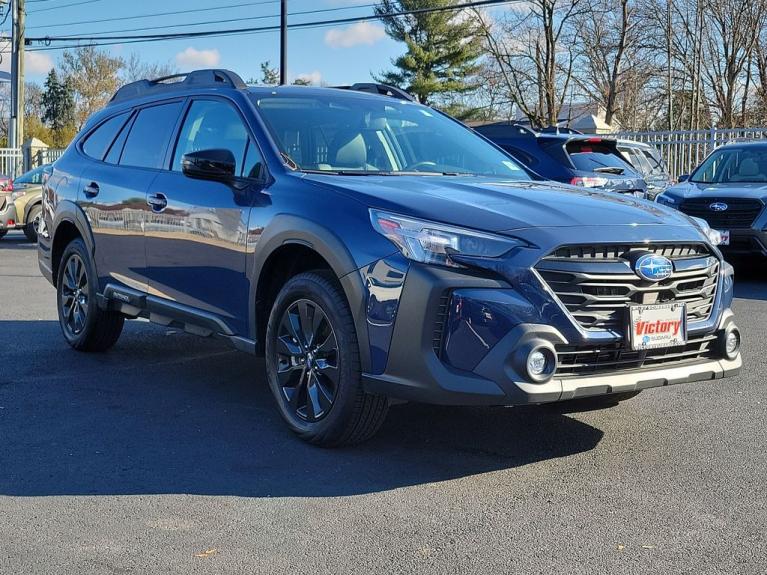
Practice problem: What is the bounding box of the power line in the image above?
[26,0,281,30]
[27,0,513,46]
[27,0,103,13]
[51,3,376,39]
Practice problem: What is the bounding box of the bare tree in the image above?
[701,0,767,127]
[571,0,641,126]
[476,1,586,127]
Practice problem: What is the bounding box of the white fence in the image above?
[0,149,24,179]
[0,147,66,178]
[613,128,767,179]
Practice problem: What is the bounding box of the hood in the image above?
[303,174,692,232]
[665,181,767,200]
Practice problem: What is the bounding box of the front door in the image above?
[145,98,265,335]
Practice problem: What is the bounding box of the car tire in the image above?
[56,238,124,352]
[24,204,42,243]
[265,271,389,447]
[0,230,6,239]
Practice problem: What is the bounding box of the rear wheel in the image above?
[24,204,42,243]
[56,238,124,352]
[265,271,389,446]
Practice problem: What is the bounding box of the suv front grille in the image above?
[679,197,763,228]
[536,243,719,330]
[556,334,718,377]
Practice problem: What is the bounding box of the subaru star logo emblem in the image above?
[709,202,729,212]
[634,254,674,282]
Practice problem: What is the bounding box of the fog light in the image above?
[725,330,740,359]
[528,351,547,376]
[520,344,556,383]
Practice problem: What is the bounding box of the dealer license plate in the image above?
[628,303,687,350]
[717,230,730,245]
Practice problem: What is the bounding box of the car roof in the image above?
[716,141,767,150]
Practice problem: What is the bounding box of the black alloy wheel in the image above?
[275,299,339,422]
[56,238,124,352]
[60,253,89,337]
[265,271,389,446]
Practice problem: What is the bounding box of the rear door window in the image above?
[120,101,183,169]
[567,140,634,174]
[81,112,130,161]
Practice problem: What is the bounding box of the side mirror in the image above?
[678,174,690,182]
[182,149,236,181]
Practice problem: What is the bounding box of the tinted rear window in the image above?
[120,102,183,169]
[82,113,130,160]
[567,140,633,173]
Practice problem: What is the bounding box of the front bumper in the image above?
[361,261,741,406]
[721,228,767,256]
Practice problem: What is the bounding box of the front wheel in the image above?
[56,238,125,352]
[265,272,389,446]
[24,204,42,243]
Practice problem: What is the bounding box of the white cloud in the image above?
[25,52,54,75]
[324,22,386,49]
[294,71,322,85]
[0,49,53,75]
[175,47,221,69]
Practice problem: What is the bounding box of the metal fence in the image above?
[0,147,67,178]
[0,149,24,179]
[612,128,767,179]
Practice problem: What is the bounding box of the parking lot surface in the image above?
[1,230,766,574]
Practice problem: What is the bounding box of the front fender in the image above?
[247,214,378,372]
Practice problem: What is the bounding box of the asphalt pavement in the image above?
[1,229,766,574]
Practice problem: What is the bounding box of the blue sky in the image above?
[8,0,407,85]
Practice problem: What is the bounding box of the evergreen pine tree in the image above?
[374,0,483,113]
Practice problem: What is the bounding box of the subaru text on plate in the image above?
[38,70,742,446]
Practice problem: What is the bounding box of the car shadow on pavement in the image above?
[0,235,36,250]
[0,320,603,498]
[730,259,767,301]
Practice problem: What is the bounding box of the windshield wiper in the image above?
[593,166,625,175]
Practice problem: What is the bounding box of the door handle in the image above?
[83,182,100,198]
[147,193,168,212]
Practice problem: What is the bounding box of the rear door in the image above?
[77,101,184,292]
[145,97,265,335]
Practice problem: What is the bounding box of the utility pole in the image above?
[9,0,25,151]
[280,0,287,85]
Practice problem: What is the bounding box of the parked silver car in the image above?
[618,140,672,200]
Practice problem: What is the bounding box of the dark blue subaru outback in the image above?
[39,70,742,446]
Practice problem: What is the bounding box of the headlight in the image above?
[10,191,23,201]
[370,210,525,268]
[655,193,678,206]
[690,216,722,246]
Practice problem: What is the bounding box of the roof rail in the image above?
[539,125,583,135]
[110,69,247,104]
[334,82,416,102]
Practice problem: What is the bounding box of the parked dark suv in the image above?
[473,123,647,197]
[39,70,742,446]
[657,142,767,257]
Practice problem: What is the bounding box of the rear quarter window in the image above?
[81,113,130,161]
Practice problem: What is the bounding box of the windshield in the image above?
[251,92,530,179]
[691,147,767,183]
